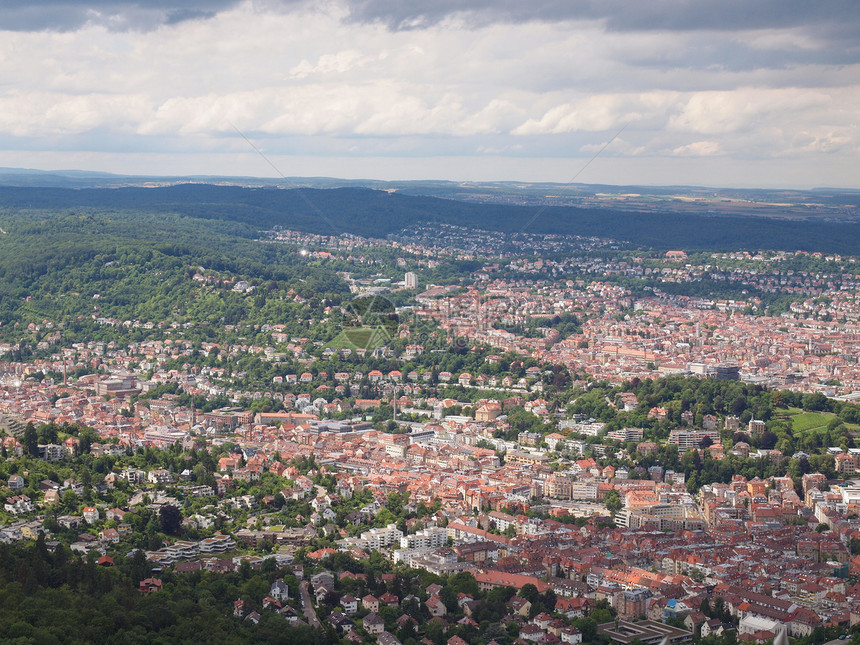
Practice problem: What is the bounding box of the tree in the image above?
[386,491,405,515]
[374,508,396,528]
[575,617,598,642]
[483,622,507,643]
[712,596,730,623]
[60,489,78,513]
[758,431,778,450]
[440,585,458,613]
[604,489,622,515]
[802,392,829,412]
[80,466,92,488]
[159,504,182,535]
[519,583,540,606]
[686,472,698,494]
[23,422,38,457]
[541,589,557,616]
[398,619,418,642]
[425,618,447,645]
[771,391,784,408]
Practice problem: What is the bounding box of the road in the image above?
[299,581,321,628]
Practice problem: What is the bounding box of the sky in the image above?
[1,0,859,188]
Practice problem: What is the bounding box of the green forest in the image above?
[0,206,348,346]
[0,184,857,252]
[565,375,860,491]
[0,536,324,645]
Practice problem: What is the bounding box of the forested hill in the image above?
[0,184,857,252]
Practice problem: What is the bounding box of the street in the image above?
[299,580,320,628]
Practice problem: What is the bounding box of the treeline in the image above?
[0,538,325,645]
[0,208,348,344]
[0,184,857,252]
[0,528,604,645]
[569,375,860,455]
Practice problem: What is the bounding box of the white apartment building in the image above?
[360,524,403,550]
[401,526,448,550]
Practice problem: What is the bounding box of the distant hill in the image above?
[0,183,857,252]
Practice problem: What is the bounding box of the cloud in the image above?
[580,137,645,156]
[6,1,860,51]
[0,1,857,188]
[343,0,860,40]
[0,1,243,32]
[668,89,834,135]
[0,90,151,137]
[512,93,678,136]
[164,8,217,25]
[672,140,721,156]
[135,84,526,139]
[790,132,852,154]
[341,1,860,72]
[290,50,375,79]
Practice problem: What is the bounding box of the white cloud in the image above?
[789,130,855,155]
[580,137,646,156]
[455,99,526,135]
[668,88,834,135]
[0,90,150,136]
[672,140,721,156]
[511,92,681,136]
[0,0,857,186]
[290,50,374,79]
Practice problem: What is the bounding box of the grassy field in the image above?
[326,326,390,350]
[779,407,860,433]
[788,410,835,432]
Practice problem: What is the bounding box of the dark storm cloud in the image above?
[0,1,241,31]
[344,0,860,35]
[164,8,217,25]
[7,0,860,38]
[4,0,860,69]
[344,0,860,66]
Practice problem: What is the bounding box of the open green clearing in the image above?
[781,407,860,433]
[326,326,391,350]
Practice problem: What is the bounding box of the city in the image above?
[1,214,860,644]
[2,0,860,643]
